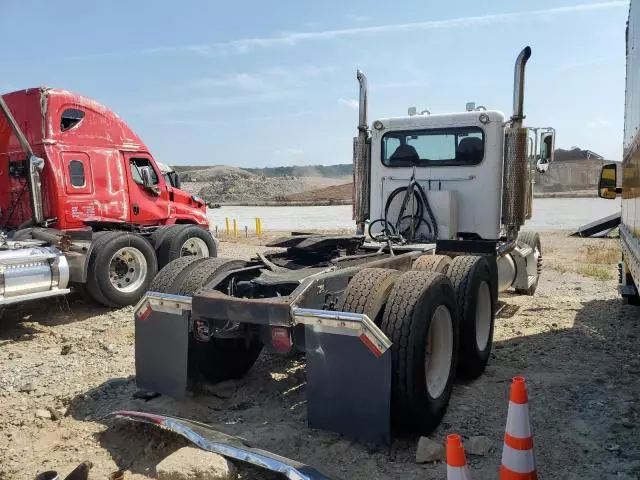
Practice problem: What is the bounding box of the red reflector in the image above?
[271,327,293,354]
[359,334,383,358]
[138,303,152,321]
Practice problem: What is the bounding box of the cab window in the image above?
[129,158,159,185]
[382,127,484,167]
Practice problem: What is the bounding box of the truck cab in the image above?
[0,87,216,309]
[0,87,208,230]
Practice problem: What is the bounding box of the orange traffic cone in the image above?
[446,434,472,479]
[500,376,537,479]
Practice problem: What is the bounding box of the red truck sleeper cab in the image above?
[0,87,208,230]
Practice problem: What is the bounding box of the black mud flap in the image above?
[295,308,392,445]
[134,293,192,397]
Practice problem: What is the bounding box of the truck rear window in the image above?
[382,127,484,167]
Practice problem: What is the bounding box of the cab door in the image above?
[123,152,170,224]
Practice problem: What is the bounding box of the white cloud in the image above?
[64,1,627,60]
[186,65,336,92]
[586,118,611,128]
[345,14,369,24]
[555,57,609,72]
[375,80,429,90]
[275,148,305,155]
[338,98,359,109]
[136,90,295,113]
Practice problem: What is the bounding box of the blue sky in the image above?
[1,0,629,166]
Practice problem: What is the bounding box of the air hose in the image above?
[368,179,439,244]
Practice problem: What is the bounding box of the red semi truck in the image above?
[0,86,216,308]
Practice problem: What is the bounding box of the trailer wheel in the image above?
[157,225,217,268]
[381,271,459,433]
[88,234,158,307]
[149,256,208,293]
[413,254,452,274]
[515,231,542,296]
[336,268,401,324]
[446,255,495,379]
[169,257,263,384]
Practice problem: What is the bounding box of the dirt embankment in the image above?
[176,166,350,206]
[0,232,639,479]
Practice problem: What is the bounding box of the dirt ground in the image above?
[1,231,639,480]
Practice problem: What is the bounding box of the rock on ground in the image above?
[415,437,445,463]
[156,447,236,480]
[466,436,493,456]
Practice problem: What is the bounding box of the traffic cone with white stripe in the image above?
[500,376,537,479]
[446,434,472,479]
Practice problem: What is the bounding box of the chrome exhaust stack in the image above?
[501,46,532,248]
[353,69,371,234]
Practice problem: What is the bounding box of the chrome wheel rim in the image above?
[108,247,148,293]
[425,305,454,399]
[475,281,492,351]
[180,237,209,257]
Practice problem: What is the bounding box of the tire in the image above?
[149,256,208,293]
[87,233,158,308]
[413,254,452,274]
[157,225,217,268]
[446,255,495,379]
[170,257,262,384]
[150,225,179,250]
[85,231,123,306]
[381,270,459,433]
[336,268,401,324]
[516,231,542,296]
[170,258,245,296]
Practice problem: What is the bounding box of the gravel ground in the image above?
[0,232,639,479]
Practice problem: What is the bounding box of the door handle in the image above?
[133,204,140,215]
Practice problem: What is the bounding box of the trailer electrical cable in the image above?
[368,169,439,244]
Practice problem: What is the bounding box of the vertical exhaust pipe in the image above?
[357,70,368,133]
[511,46,532,128]
[501,46,532,250]
[353,70,370,234]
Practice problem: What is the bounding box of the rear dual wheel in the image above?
[152,225,217,269]
[152,257,263,384]
[338,268,459,434]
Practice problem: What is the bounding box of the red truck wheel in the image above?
[87,233,158,307]
[156,225,217,268]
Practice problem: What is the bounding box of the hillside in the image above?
[174,164,352,179]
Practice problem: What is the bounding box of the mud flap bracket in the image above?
[292,308,392,445]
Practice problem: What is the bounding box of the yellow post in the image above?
[225,217,230,235]
[256,217,262,236]
[258,217,263,236]
[233,219,238,239]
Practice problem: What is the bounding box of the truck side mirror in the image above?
[540,130,556,163]
[140,166,153,188]
[172,172,181,189]
[598,163,618,199]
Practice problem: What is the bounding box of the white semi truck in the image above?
[133,46,555,444]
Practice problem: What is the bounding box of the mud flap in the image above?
[293,308,392,445]
[134,293,192,397]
